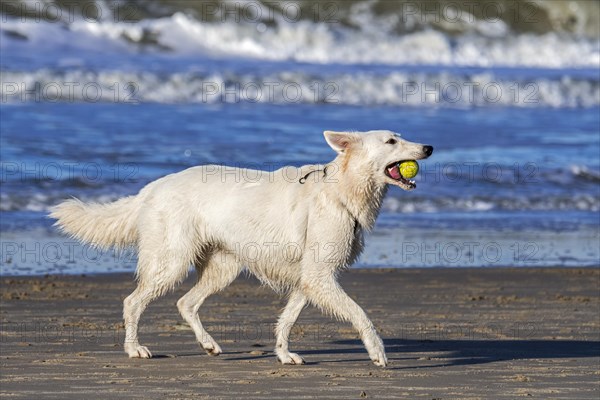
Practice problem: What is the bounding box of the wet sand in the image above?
[1,268,599,399]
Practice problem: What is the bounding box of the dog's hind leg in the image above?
[123,223,194,358]
[123,256,190,358]
[303,274,387,367]
[123,284,158,358]
[275,291,307,365]
[177,251,242,356]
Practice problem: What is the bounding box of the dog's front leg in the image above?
[303,273,387,367]
[275,291,307,365]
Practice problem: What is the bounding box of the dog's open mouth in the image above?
[385,161,417,190]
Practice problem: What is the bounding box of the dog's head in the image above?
[324,130,433,191]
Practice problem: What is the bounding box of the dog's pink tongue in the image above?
[388,165,401,180]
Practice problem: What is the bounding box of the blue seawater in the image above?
[1,1,598,274]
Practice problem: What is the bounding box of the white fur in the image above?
[50,130,432,367]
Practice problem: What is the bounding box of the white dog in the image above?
[51,130,433,367]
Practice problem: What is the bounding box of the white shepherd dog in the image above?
[51,130,433,367]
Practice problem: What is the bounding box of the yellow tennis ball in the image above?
[398,160,419,179]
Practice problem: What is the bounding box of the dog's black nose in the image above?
[423,145,434,157]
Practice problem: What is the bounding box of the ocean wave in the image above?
[2,191,598,213]
[4,0,599,37]
[1,2,599,69]
[128,12,599,68]
[383,194,600,213]
[2,68,598,108]
[0,192,122,213]
[571,165,600,183]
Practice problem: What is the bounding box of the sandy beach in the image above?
[1,267,598,399]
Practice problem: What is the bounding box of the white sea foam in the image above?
[2,10,599,69]
[1,68,598,108]
[383,194,600,213]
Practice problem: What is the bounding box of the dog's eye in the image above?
[386,138,397,145]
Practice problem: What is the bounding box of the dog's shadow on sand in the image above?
[325,338,600,369]
[223,338,600,369]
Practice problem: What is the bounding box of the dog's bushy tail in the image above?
[50,196,140,249]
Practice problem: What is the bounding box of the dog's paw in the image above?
[371,352,388,367]
[276,351,305,365]
[201,341,222,356]
[125,344,152,359]
[364,334,387,367]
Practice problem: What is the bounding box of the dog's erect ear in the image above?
[324,131,360,153]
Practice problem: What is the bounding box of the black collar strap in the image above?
[299,166,329,184]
